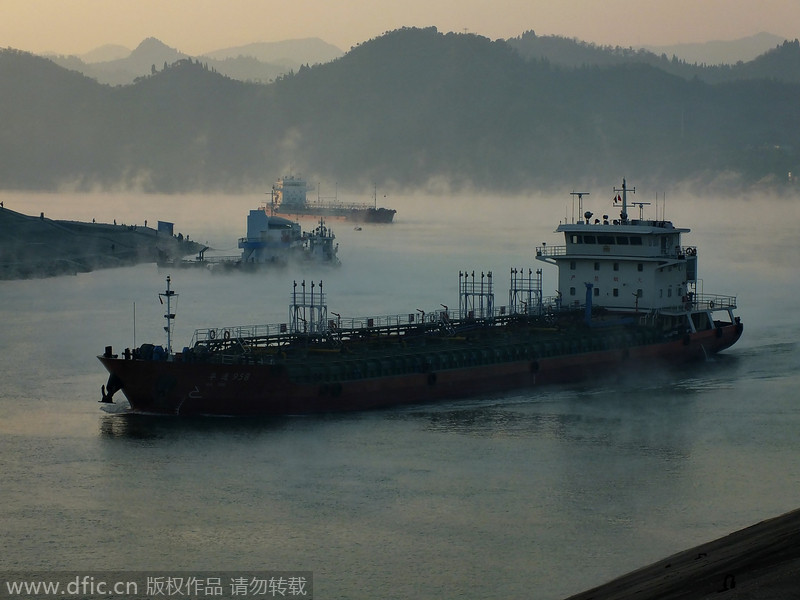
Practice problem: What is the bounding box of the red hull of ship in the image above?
[99,323,741,416]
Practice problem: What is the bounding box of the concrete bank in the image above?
[565,507,800,599]
[0,206,202,279]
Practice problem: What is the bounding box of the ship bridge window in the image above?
[616,236,629,245]
[630,237,643,245]
[597,235,615,245]
[570,235,582,243]
[583,235,596,244]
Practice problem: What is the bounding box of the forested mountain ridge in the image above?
[46,37,343,86]
[507,31,800,84]
[1,27,798,195]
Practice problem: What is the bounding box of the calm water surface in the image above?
[1,191,799,599]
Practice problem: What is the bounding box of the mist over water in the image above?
[1,190,798,599]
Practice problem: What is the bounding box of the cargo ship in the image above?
[272,176,396,223]
[158,207,339,270]
[99,180,742,416]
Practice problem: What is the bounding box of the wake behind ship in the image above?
[99,180,742,416]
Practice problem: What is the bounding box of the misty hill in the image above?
[202,38,343,65]
[47,33,799,88]
[48,37,343,86]
[47,38,186,85]
[644,32,786,65]
[81,44,131,63]
[1,27,799,195]
[507,31,800,84]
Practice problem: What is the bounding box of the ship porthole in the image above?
[427,372,437,386]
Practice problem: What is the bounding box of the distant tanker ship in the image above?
[272,176,396,223]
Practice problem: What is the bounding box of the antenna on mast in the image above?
[613,179,635,223]
[269,185,276,215]
[570,191,589,224]
[631,201,651,220]
[159,275,177,356]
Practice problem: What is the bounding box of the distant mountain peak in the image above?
[127,38,185,70]
[132,37,179,55]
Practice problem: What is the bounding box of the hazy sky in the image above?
[2,0,796,56]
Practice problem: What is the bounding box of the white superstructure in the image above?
[536,179,736,332]
[238,208,302,263]
[274,176,309,210]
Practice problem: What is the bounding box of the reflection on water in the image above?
[2,191,800,599]
[98,411,308,440]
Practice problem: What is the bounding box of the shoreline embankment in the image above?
[565,507,800,599]
[0,206,202,279]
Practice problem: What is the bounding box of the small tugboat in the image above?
[272,176,396,223]
[160,207,339,270]
[99,180,742,415]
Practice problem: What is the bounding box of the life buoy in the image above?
[209,329,216,339]
[223,330,231,340]
[708,300,715,309]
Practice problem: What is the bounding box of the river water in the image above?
[1,189,798,599]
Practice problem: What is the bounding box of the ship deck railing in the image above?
[651,295,737,321]
[536,245,568,258]
[196,254,241,264]
[691,293,737,310]
[659,293,737,314]
[536,245,699,259]
[203,324,665,381]
[280,201,380,212]
[187,290,738,353]
[189,299,567,352]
